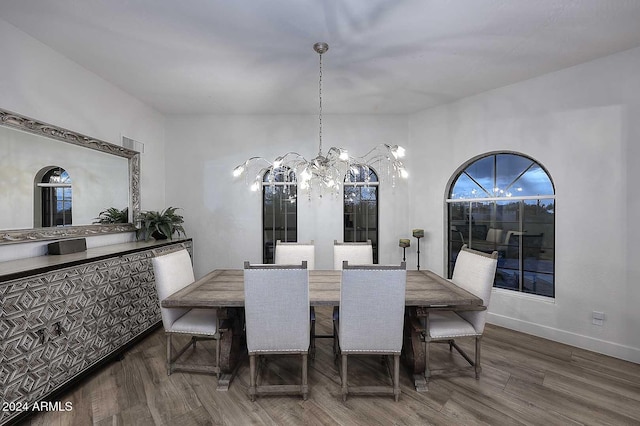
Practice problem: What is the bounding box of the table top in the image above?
[162,269,483,309]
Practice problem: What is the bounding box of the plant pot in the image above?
[152,230,168,240]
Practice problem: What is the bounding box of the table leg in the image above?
[217,307,246,391]
[401,307,428,392]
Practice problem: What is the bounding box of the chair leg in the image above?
[302,353,309,400]
[166,334,172,376]
[475,335,482,379]
[249,354,257,401]
[393,354,401,401]
[215,334,221,379]
[424,338,431,383]
[341,354,348,402]
[310,318,316,360]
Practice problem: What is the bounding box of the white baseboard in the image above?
[487,312,640,364]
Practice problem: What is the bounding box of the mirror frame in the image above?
[0,108,140,244]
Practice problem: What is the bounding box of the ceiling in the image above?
[2,0,640,115]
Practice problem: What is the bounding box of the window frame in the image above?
[262,168,297,263]
[446,152,555,298]
[343,165,379,263]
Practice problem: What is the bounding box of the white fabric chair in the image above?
[244,261,310,401]
[423,244,498,382]
[275,240,315,269]
[330,240,374,354]
[485,228,503,244]
[334,261,406,401]
[274,240,316,356]
[152,246,221,377]
[333,240,373,270]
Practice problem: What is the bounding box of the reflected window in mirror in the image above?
[35,166,72,227]
[262,167,297,263]
[344,165,379,263]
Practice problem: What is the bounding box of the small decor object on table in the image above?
[412,229,424,270]
[137,207,186,241]
[399,238,410,262]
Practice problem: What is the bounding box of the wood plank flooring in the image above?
[22,307,640,425]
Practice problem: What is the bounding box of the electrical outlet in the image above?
[592,311,605,326]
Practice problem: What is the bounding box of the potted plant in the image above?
[93,207,129,224]
[136,207,186,241]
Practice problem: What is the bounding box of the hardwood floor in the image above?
[22,307,640,425]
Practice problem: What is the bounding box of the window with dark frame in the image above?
[39,167,72,227]
[262,167,297,263]
[344,165,379,263]
[447,153,555,297]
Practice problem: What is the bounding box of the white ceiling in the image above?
[2,0,640,115]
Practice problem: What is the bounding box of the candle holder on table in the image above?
[412,229,424,270]
[399,238,410,262]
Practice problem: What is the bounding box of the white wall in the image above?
[407,47,640,363]
[0,19,166,260]
[164,114,410,278]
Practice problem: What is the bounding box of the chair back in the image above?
[244,262,310,353]
[333,240,373,270]
[339,262,406,353]
[152,248,194,331]
[275,240,315,269]
[451,245,498,333]
[485,228,503,244]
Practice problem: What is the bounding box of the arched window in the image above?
[36,166,72,227]
[263,167,297,263]
[344,165,379,263]
[447,153,555,297]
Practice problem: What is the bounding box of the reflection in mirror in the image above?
[36,166,73,227]
[0,108,140,244]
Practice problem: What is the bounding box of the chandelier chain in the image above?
[318,50,323,156]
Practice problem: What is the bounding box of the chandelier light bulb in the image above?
[233,165,244,177]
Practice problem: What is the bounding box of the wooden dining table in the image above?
[162,268,483,391]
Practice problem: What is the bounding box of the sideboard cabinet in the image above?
[0,239,192,425]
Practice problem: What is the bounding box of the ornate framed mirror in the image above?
[0,108,140,244]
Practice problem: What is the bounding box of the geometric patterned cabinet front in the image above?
[0,239,192,425]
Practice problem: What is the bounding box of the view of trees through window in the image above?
[448,153,555,297]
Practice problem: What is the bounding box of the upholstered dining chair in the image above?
[422,244,498,383]
[151,246,222,377]
[274,240,317,356]
[275,240,315,269]
[333,240,373,270]
[334,261,406,401]
[330,240,374,354]
[244,261,310,401]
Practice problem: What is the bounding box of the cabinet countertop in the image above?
[0,238,192,282]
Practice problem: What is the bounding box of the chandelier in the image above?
[233,42,408,198]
